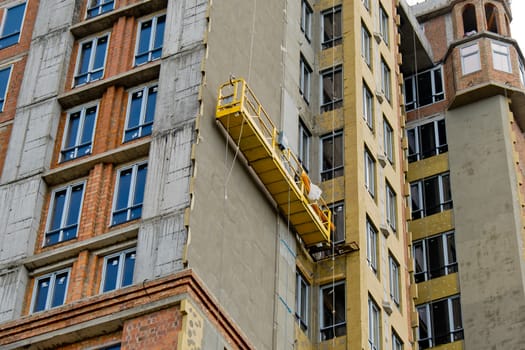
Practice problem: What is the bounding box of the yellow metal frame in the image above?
[216,78,332,246]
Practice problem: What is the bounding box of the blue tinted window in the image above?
[122,251,135,287]
[32,270,69,313]
[112,163,147,225]
[103,256,119,292]
[61,105,97,162]
[135,15,165,66]
[75,35,108,86]
[124,85,157,142]
[45,183,84,246]
[87,0,114,18]
[33,277,50,312]
[0,66,11,110]
[51,272,68,307]
[102,249,135,292]
[0,3,25,49]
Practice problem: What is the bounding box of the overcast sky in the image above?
[406,0,525,52]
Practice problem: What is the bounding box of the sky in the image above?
[406,0,525,52]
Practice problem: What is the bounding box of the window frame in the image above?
[319,280,346,341]
[60,102,99,162]
[368,297,381,350]
[299,55,312,103]
[404,65,445,111]
[491,41,511,73]
[321,6,342,50]
[44,182,86,246]
[86,0,115,19]
[392,330,404,350]
[73,33,110,87]
[0,2,26,49]
[383,118,394,164]
[301,0,313,42]
[295,272,309,332]
[406,117,448,163]
[410,172,452,219]
[134,13,166,66]
[100,247,136,293]
[364,148,376,197]
[413,231,458,283]
[298,121,311,172]
[320,65,343,112]
[389,254,400,306]
[417,295,463,349]
[329,201,345,244]
[362,0,370,11]
[366,218,378,274]
[111,161,148,226]
[386,182,396,231]
[381,58,391,102]
[363,82,374,130]
[123,83,158,142]
[320,130,344,181]
[361,23,371,67]
[31,268,70,313]
[460,42,481,75]
[0,64,12,111]
[379,4,389,46]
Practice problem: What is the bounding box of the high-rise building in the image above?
[0,0,523,350]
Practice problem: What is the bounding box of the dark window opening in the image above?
[485,4,499,34]
[462,4,477,36]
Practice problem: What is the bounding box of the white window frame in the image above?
[389,254,400,306]
[366,219,378,274]
[368,298,381,350]
[295,272,309,332]
[460,42,481,75]
[379,4,389,46]
[134,13,166,66]
[383,118,394,164]
[60,102,99,162]
[386,182,396,231]
[0,2,26,49]
[100,248,136,293]
[319,281,346,341]
[301,0,313,42]
[320,130,344,181]
[86,0,114,18]
[364,148,376,197]
[392,331,403,350]
[381,58,391,102]
[300,55,312,103]
[491,41,511,73]
[73,33,110,87]
[31,268,70,313]
[44,181,86,246]
[299,121,311,171]
[413,231,457,283]
[362,24,371,66]
[520,59,525,87]
[0,64,12,111]
[404,66,445,111]
[417,296,463,348]
[111,161,148,226]
[123,83,158,142]
[410,172,452,219]
[363,83,373,129]
[329,201,345,244]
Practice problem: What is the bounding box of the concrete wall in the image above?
[447,95,525,349]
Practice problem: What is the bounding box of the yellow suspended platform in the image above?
[216,78,332,246]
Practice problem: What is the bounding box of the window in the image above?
[379,5,389,46]
[407,118,447,163]
[31,269,69,313]
[45,183,85,246]
[366,219,378,274]
[462,4,477,35]
[295,272,309,331]
[485,4,499,34]
[321,66,343,112]
[320,130,343,181]
[404,66,444,111]
[86,0,114,18]
[383,119,394,164]
[99,345,121,350]
[460,43,481,75]
[299,121,311,171]
[124,84,157,142]
[410,173,452,219]
[112,162,148,225]
[0,2,26,49]
[301,0,313,41]
[320,281,346,340]
[61,104,97,162]
[135,14,166,66]
[392,331,403,350]
[386,182,396,231]
[381,58,391,102]
[413,231,457,283]
[362,24,371,66]
[363,83,373,129]
[330,202,345,243]
[363,0,370,11]
[368,298,380,350]
[520,59,525,86]
[300,55,312,103]
[0,65,11,111]
[389,254,400,305]
[417,296,463,349]
[101,248,136,292]
[492,41,511,73]
[74,34,109,86]
[364,149,375,197]
[321,6,342,49]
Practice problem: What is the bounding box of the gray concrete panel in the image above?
[163,0,207,57]
[447,95,525,349]
[0,266,28,322]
